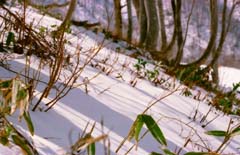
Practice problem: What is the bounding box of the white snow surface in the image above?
[0,6,240,155]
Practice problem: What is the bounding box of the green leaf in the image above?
[23,111,34,136]
[134,116,144,142]
[205,130,227,137]
[150,152,163,155]
[5,125,12,137]
[0,80,11,88]
[17,89,27,101]
[6,32,15,47]
[127,119,138,141]
[0,137,9,145]
[12,135,33,155]
[140,114,167,146]
[163,149,176,155]
[87,141,96,155]
[231,127,240,137]
[184,152,210,155]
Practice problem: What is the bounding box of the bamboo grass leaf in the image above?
[23,111,34,136]
[6,32,15,47]
[205,130,227,137]
[87,140,96,155]
[150,152,163,155]
[141,114,167,146]
[12,135,33,155]
[231,127,240,137]
[184,152,211,155]
[134,115,144,142]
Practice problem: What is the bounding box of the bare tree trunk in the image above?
[181,0,218,67]
[174,0,195,66]
[209,0,239,85]
[212,59,219,85]
[210,0,239,67]
[138,0,147,47]
[127,0,133,43]
[132,0,139,18]
[144,0,159,51]
[113,0,122,39]
[165,0,177,53]
[173,0,184,66]
[158,0,167,51]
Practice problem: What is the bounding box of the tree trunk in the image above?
[181,0,218,67]
[165,0,177,53]
[158,0,167,51]
[209,0,239,85]
[209,0,238,67]
[173,0,184,66]
[132,0,139,19]
[127,0,133,43]
[138,0,147,47]
[113,0,122,39]
[144,0,159,51]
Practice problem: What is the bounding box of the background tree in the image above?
[180,0,218,68]
[127,0,133,43]
[158,0,167,51]
[144,0,159,52]
[209,0,240,84]
[113,0,122,38]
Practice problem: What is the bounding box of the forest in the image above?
[0,0,240,155]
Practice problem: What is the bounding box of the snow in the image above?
[1,4,240,155]
[219,66,240,89]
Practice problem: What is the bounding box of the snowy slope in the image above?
[0,5,240,155]
[26,0,240,68]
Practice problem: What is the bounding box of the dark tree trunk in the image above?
[165,0,177,53]
[113,0,122,38]
[173,0,184,66]
[144,0,159,51]
[158,0,167,51]
[127,0,133,43]
[138,0,147,47]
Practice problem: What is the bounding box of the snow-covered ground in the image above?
[0,4,240,155]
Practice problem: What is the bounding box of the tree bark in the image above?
[165,0,177,53]
[138,0,147,47]
[158,0,167,51]
[132,0,140,19]
[144,0,159,51]
[173,0,184,66]
[113,0,122,38]
[127,0,133,43]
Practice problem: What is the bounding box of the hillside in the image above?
[0,2,240,155]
